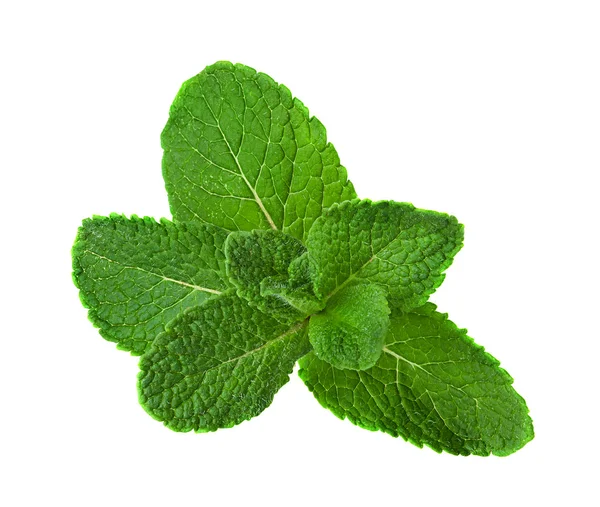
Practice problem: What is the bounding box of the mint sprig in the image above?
[72,61,533,455]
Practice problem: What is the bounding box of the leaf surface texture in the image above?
[72,215,230,355]
[162,61,356,241]
[309,283,390,370]
[225,230,307,322]
[299,304,534,456]
[306,199,464,311]
[139,292,310,431]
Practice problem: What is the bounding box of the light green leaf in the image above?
[72,215,230,355]
[139,292,310,432]
[306,199,464,311]
[260,252,325,315]
[161,61,356,241]
[287,252,313,288]
[225,229,308,322]
[308,283,390,370]
[261,275,325,315]
[299,304,534,456]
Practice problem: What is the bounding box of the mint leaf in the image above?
[138,291,310,432]
[261,275,325,315]
[72,215,230,355]
[161,61,356,241]
[299,304,534,456]
[308,283,390,370]
[287,252,313,288]
[225,229,308,321]
[259,252,325,315]
[306,199,463,311]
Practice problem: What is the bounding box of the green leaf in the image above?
[259,252,325,315]
[225,229,308,322]
[299,304,534,456]
[308,283,390,370]
[306,199,464,311]
[72,215,230,355]
[261,275,325,315]
[287,252,314,288]
[138,292,310,432]
[161,61,356,241]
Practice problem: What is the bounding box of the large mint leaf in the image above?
[225,229,307,322]
[299,304,534,456]
[309,283,390,370]
[161,61,356,241]
[306,199,463,311]
[139,292,310,432]
[72,215,230,355]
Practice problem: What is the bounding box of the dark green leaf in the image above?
[139,292,310,432]
[299,304,534,456]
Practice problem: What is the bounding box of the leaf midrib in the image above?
[83,250,222,295]
[199,99,278,231]
[325,216,451,299]
[163,319,309,393]
[382,344,483,441]
[202,319,308,375]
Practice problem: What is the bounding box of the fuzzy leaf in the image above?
[306,199,463,311]
[225,229,308,322]
[139,292,310,432]
[308,283,390,370]
[261,275,325,315]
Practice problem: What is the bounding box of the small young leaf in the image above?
[225,229,308,321]
[161,61,356,241]
[260,252,325,315]
[305,199,464,311]
[299,304,534,456]
[138,292,310,432]
[261,275,325,315]
[72,215,230,355]
[308,283,390,370]
[287,252,314,288]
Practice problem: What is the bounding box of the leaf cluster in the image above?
[72,62,533,455]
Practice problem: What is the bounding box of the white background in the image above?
[1,1,599,505]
